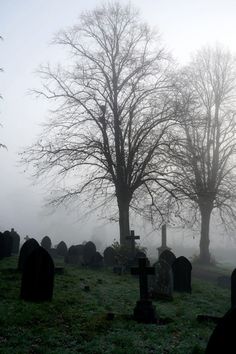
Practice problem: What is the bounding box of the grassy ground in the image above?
[0,256,231,354]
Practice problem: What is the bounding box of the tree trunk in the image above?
[117,198,130,247]
[199,204,213,264]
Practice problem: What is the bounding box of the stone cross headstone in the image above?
[149,259,173,300]
[103,246,117,266]
[126,230,140,257]
[158,224,171,257]
[131,258,158,323]
[18,238,40,271]
[231,268,236,308]
[172,256,192,293]
[20,246,54,302]
[159,249,176,267]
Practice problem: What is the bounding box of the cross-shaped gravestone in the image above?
[131,258,158,323]
[158,224,171,257]
[126,230,140,257]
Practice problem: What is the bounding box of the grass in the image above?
[0,256,231,354]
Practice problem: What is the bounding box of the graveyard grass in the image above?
[0,257,230,354]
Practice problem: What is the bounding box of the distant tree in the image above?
[171,46,236,264]
[41,236,52,251]
[22,2,175,246]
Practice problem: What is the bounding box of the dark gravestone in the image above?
[2,231,13,257]
[0,232,4,258]
[205,307,236,354]
[159,249,176,267]
[56,241,68,257]
[131,258,158,324]
[41,236,52,251]
[66,245,84,265]
[83,241,96,266]
[103,247,117,266]
[149,259,173,301]
[231,268,236,308]
[90,251,103,268]
[126,230,140,258]
[172,256,192,293]
[10,228,20,254]
[20,246,54,302]
[18,238,40,271]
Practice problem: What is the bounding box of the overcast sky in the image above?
[1,0,236,250]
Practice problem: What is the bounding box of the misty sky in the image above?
[1,0,236,251]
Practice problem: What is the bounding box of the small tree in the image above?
[22,2,174,246]
[41,236,52,251]
[171,46,236,264]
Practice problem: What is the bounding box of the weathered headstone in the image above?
[126,230,140,258]
[172,256,192,293]
[20,246,54,302]
[205,307,236,354]
[231,268,236,308]
[103,247,117,266]
[10,228,20,254]
[159,249,176,267]
[131,258,158,323]
[18,238,40,271]
[149,259,173,300]
[83,241,96,266]
[56,241,68,257]
[157,224,171,256]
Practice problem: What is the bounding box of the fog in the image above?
[1,0,236,259]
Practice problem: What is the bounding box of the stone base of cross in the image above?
[133,299,159,324]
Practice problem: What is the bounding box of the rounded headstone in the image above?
[56,241,68,257]
[18,238,40,271]
[159,250,176,266]
[83,241,96,265]
[172,256,192,293]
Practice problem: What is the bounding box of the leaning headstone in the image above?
[149,259,173,301]
[103,247,117,266]
[83,241,96,266]
[205,307,236,353]
[20,246,54,302]
[231,268,236,308]
[10,228,20,254]
[159,249,176,267]
[18,238,40,271]
[131,258,158,324]
[172,256,192,293]
[56,241,68,257]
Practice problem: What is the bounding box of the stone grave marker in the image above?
[172,256,192,293]
[56,241,68,257]
[90,251,103,268]
[20,246,55,302]
[131,258,158,323]
[103,247,117,266]
[159,249,176,267]
[149,259,173,301]
[10,228,20,254]
[231,268,236,308]
[83,241,96,266]
[66,244,84,265]
[157,224,171,257]
[126,230,140,258]
[18,238,40,271]
[2,231,13,257]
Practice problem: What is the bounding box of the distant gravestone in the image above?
[41,236,52,251]
[149,259,173,301]
[66,245,84,265]
[18,238,40,271]
[205,307,236,354]
[231,268,236,308]
[131,258,158,324]
[0,232,5,259]
[20,246,54,302]
[159,249,176,267]
[83,241,96,266]
[10,228,20,254]
[90,251,103,268]
[56,241,68,257]
[103,247,117,266]
[2,231,13,257]
[172,256,192,293]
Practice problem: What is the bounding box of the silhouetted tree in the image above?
[22,2,175,246]
[41,236,52,251]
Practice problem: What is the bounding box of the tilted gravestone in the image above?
[83,241,96,266]
[18,238,40,271]
[20,246,54,302]
[172,256,192,293]
[103,247,117,266]
[56,241,68,257]
[10,228,20,254]
[131,258,158,324]
[205,307,236,354]
[159,249,176,267]
[231,268,236,308]
[149,259,173,301]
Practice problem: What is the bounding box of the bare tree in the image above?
[22,2,175,246]
[170,46,236,264]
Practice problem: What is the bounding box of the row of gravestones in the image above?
[0,228,20,258]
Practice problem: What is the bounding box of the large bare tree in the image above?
[22,2,174,246]
[171,46,236,264]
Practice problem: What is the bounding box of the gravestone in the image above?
[10,228,20,254]
[18,238,40,271]
[205,307,236,353]
[126,230,140,258]
[157,224,171,257]
[20,246,54,302]
[90,251,103,268]
[231,268,236,308]
[56,241,68,257]
[103,247,117,266]
[2,231,13,257]
[66,245,84,265]
[159,249,176,267]
[133,251,150,267]
[83,241,96,266]
[172,256,192,293]
[149,259,173,300]
[41,236,52,251]
[131,258,158,323]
